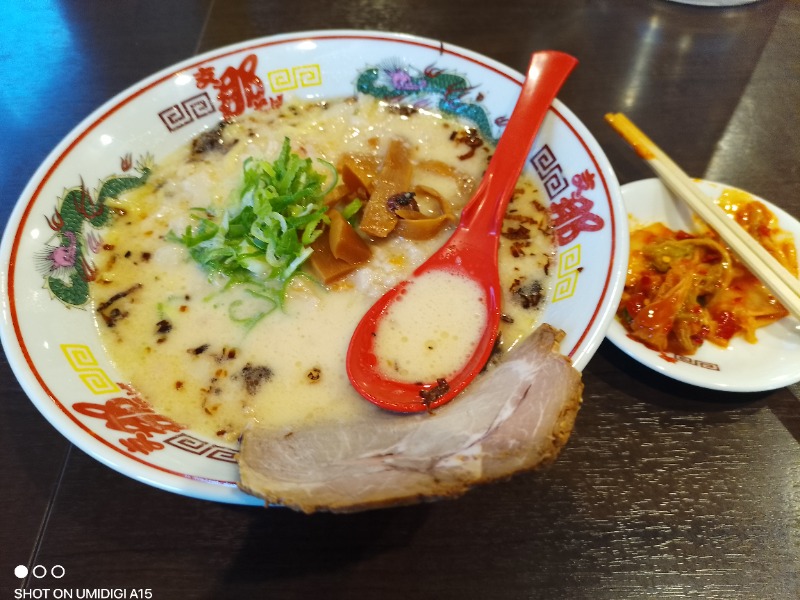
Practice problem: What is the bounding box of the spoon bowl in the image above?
[347,50,578,413]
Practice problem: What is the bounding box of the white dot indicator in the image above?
[14,565,28,578]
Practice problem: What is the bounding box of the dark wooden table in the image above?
[2,1,799,598]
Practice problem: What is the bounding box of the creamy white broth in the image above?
[373,270,488,383]
[91,95,554,441]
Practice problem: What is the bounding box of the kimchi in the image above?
[618,188,798,355]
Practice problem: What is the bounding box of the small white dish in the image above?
[606,178,800,392]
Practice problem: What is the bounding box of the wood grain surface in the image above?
[1,1,798,598]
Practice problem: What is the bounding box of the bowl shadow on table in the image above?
[217,501,433,584]
[210,478,600,597]
[592,339,800,444]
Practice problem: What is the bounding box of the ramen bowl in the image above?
[0,31,627,505]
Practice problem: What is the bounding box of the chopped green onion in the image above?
[342,198,364,222]
[170,137,334,323]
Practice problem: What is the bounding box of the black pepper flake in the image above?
[420,378,450,407]
[156,319,172,334]
[96,283,142,327]
[191,121,237,156]
[234,363,273,395]
[189,344,209,355]
[511,280,543,309]
[104,308,126,327]
[387,191,418,214]
[386,104,418,117]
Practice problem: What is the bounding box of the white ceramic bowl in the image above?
[0,31,627,504]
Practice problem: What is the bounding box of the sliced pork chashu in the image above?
[238,324,583,512]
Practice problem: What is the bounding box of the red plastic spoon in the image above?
[346,51,578,413]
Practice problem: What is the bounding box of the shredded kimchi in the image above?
[618,189,798,355]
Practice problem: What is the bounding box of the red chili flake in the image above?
[503,224,531,240]
[453,128,484,160]
[510,242,528,257]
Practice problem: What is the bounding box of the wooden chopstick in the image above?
[605,112,800,321]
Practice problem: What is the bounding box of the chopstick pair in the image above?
[605,112,800,321]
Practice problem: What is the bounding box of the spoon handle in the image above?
[347,51,578,413]
[459,51,578,236]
